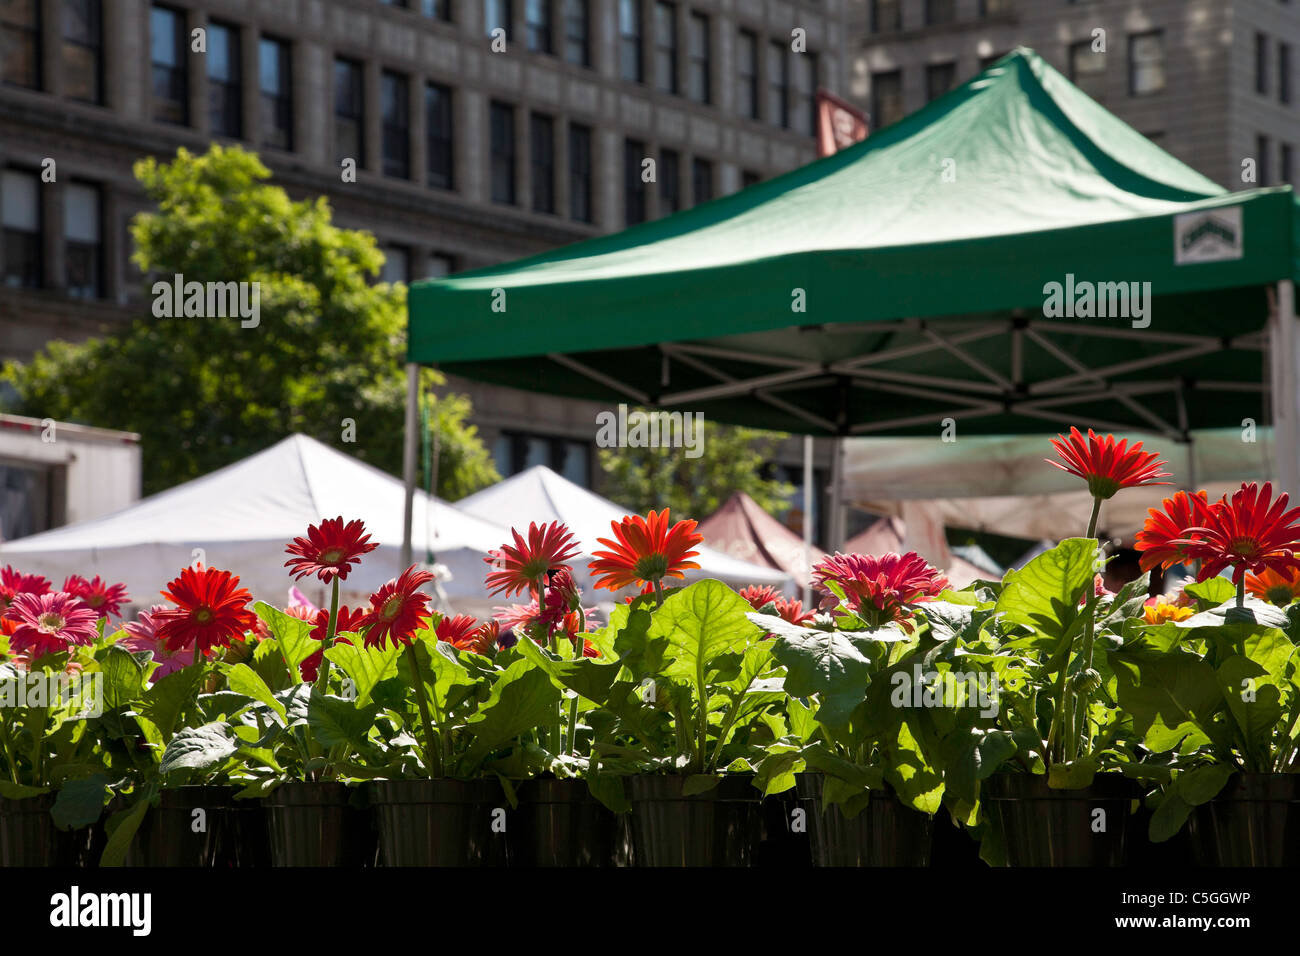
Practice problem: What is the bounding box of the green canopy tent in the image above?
[403,47,1300,562]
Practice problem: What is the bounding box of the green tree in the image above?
[2,145,497,498]
[597,412,795,520]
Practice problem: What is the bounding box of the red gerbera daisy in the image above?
[0,566,51,637]
[154,565,259,656]
[588,509,703,592]
[738,584,815,632]
[1244,566,1300,606]
[1135,490,1210,572]
[299,606,365,682]
[484,522,581,597]
[63,574,130,620]
[361,566,434,650]
[284,517,378,584]
[434,614,498,655]
[1176,482,1300,584]
[1047,427,1171,500]
[3,591,99,659]
[812,551,948,630]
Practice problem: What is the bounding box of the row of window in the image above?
[1256,33,1293,105]
[1256,134,1296,186]
[870,0,1013,33]
[1,0,103,101]
[2,171,102,298]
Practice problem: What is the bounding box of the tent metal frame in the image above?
[402,280,1296,560]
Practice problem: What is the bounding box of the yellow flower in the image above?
[1143,601,1194,625]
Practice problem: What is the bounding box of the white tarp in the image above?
[843,428,1275,542]
[454,465,793,595]
[0,434,508,614]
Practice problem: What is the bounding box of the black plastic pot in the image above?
[628,775,764,867]
[264,782,376,867]
[756,788,812,867]
[795,774,933,866]
[1126,799,1193,868]
[369,779,511,866]
[0,794,94,866]
[513,779,630,866]
[928,805,985,869]
[122,786,269,867]
[982,773,1134,866]
[1187,774,1300,866]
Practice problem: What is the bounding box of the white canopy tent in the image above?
[0,434,508,615]
[840,428,1275,544]
[454,465,794,596]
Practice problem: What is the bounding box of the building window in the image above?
[1257,32,1269,95]
[2,0,41,89]
[150,5,187,124]
[1282,143,1294,184]
[767,40,789,128]
[1258,134,1271,185]
[568,122,592,223]
[1128,31,1165,96]
[259,37,292,150]
[207,21,242,138]
[870,69,902,128]
[427,252,455,278]
[530,113,555,213]
[426,82,453,189]
[925,0,955,26]
[659,147,680,214]
[619,0,643,82]
[334,58,364,166]
[421,0,451,20]
[381,70,411,179]
[624,138,646,225]
[692,157,713,204]
[871,0,900,33]
[62,0,102,104]
[1069,39,1106,101]
[563,0,588,66]
[2,169,41,288]
[926,61,955,102]
[493,431,591,487]
[736,29,758,119]
[490,100,517,204]
[653,1,677,94]
[525,0,552,53]
[64,181,100,299]
[793,51,818,134]
[1281,42,1292,105]
[380,243,410,284]
[686,12,709,103]
[485,0,512,39]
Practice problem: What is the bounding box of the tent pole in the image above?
[401,362,420,570]
[1277,280,1300,501]
[802,434,813,606]
[828,436,845,551]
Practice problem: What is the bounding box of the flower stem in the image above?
[313,578,340,692]
[0,715,21,785]
[653,578,665,608]
[1236,577,1246,608]
[1086,496,1102,541]
[405,644,443,778]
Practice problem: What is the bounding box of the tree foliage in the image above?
[2,145,497,498]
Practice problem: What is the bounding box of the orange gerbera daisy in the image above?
[1244,565,1300,606]
[1047,427,1171,500]
[588,509,703,592]
[1142,598,1194,625]
[1135,490,1209,572]
[155,566,259,656]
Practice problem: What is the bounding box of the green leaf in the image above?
[255,601,314,682]
[682,774,721,795]
[516,638,622,704]
[101,645,146,710]
[139,664,207,742]
[1047,758,1099,790]
[99,798,152,868]
[462,659,563,765]
[767,626,876,728]
[306,691,380,749]
[1178,598,1290,630]
[1183,577,1236,608]
[50,774,109,829]
[227,663,287,723]
[325,640,400,704]
[995,537,1096,642]
[0,781,49,800]
[1174,764,1234,806]
[650,580,762,684]
[159,722,239,776]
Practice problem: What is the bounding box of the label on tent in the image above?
[1174,206,1243,265]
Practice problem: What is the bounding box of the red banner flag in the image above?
[816,89,869,158]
